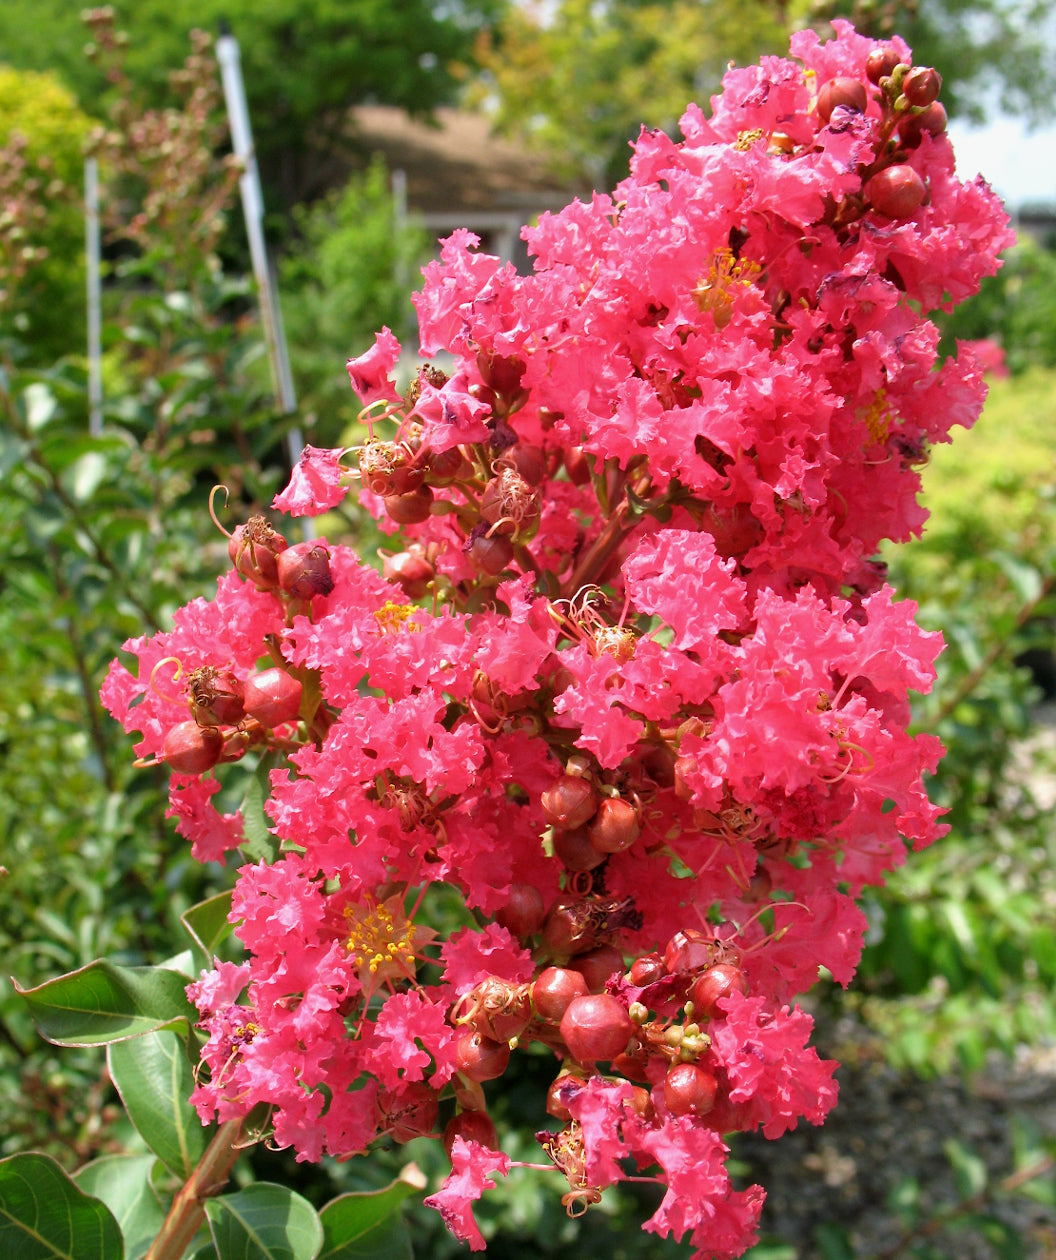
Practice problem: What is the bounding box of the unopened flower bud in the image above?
[164,720,224,774]
[816,77,868,123]
[276,542,334,600]
[902,65,941,107]
[541,775,598,830]
[866,165,926,218]
[384,485,434,525]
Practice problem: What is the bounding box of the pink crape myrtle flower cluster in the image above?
[103,22,1012,1259]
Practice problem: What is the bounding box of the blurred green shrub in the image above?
[941,236,1056,374]
[0,67,93,361]
[279,157,430,449]
[849,367,1056,1073]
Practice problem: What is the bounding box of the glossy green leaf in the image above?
[74,1155,165,1260]
[15,961,195,1046]
[318,1166,425,1260]
[944,1138,988,1199]
[204,1184,323,1260]
[238,776,278,863]
[108,1030,212,1178]
[182,892,235,970]
[0,1152,124,1260]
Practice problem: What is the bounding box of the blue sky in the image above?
[948,115,1056,208]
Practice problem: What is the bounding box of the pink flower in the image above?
[346,327,402,406]
[424,1136,511,1251]
[272,446,348,516]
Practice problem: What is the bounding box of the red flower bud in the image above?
[443,1109,497,1157]
[552,826,607,872]
[546,1071,585,1121]
[532,966,590,1023]
[688,963,749,1018]
[383,547,435,599]
[628,952,667,987]
[663,1062,718,1117]
[276,542,334,600]
[542,898,598,958]
[455,1031,511,1082]
[466,531,515,575]
[865,47,901,85]
[507,444,547,486]
[377,1083,439,1143]
[587,797,640,854]
[477,350,526,398]
[663,928,716,974]
[899,101,947,147]
[903,65,941,107]
[570,944,624,993]
[541,775,598,830]
[426,445,468,485]
[495,883,546,939]
[228,516,288,589]
[867,165,926,218]
[164,721,224,774]
[243,668,303,728]
[384,485,434,525]
[816,77,868,123]
[186,666,245,728]
[563,446,592,485]
[559,994,633,1064]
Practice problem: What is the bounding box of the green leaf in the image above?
[812,1223,854,1260]
[108,1030,213,1179]
[204,1184,323,1260]
[73,1155,165,1260]
[238,775,278,863]
[23,383,58,432]
[0,1152,124,1260]
[318,1166,425,1260]
[15,961,196,1046]
[182,892,235,971]
[944,1137,988,1199]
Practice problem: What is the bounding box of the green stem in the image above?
[145,1119,244,1260]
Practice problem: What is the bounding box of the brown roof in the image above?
[345,105,584,220]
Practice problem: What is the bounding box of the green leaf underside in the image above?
[16,961,196,1046]
[108,1030,213,1179]
[181,891,235,970]
[0,1153,124,1260]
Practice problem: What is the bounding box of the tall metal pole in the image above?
[215,27,303,475]
[85,157,103,436]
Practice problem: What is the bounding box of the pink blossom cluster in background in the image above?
[103,22,1013,1259]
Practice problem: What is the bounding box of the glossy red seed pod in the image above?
[816,77,868,123]
[276,542,334,600]
[688,962,750,1019]
[563,446,592,485]
[443,1109,497,1157]
[495,883,546,939]
[164,721,224,774]
[541,775,598,830]
[559,993,633,1064]
[663,1062,718,1117]
[571,944,624,994]
[243,668,303,728]
[587,797,640,854]
[384,485,434,525]
[455,1031,510,1082]
[866,165,926,218]
[187,667,245,728]
[532,966,590,1023]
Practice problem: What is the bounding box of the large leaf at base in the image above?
[15,961,195,1046]
[318,1166,425,1260]
[74,1155,165,1260]
[204,1184,323,1260]
[108,1030,213,1178]
[0,1153,124,1260]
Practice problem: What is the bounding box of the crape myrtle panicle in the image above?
[103,23,1012,1260]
